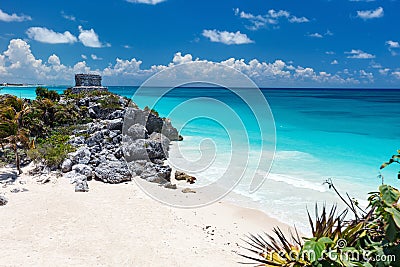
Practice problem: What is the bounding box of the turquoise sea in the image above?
[2,85,399,232]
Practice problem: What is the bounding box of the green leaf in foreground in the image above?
[379,184,400,206]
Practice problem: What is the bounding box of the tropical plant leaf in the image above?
[380,184,400,206]
[385,207,400,228]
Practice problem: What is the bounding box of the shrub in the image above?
[28,133,75,169]
[97,95,121,109]
[35,87,60,101]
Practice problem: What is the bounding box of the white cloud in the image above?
[386,40,399,56]
[126,0,166,4]
[386,40,400,48]
[61,12,76,21]
[326,51,335,55]
[172,52,193,64]
[91,54,102,60]
[392,71,400,79]
[202,30,254,45]
[234,8,309,30]
[331,60,339,65]
[357,7,384,20]
[359,70,374,82]
[0,9,31,22]
[0,39,377,87]
[378,68,390,75]
[26,27,77,44]
[78,26,109,48]
[345,49,375,59]
[308,33,323,38]
[123,45,132,49]
[81,54,87,60]
[288,16,309,23]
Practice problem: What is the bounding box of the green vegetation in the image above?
[97,94,121,109]
[0,95,32,173]
[144,106,159,116]
[0,87,115,173]
[63,88,112,99]
[27,132,75,169]
[240,150,400,267]
[35,86,60,101]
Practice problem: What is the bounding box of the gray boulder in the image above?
[86,131,104,147]
[123,139,167,162]
[61,159,73,173]
[108,110,125,120]
[105,118,123,131]
[0,195,8,206]
[161,118,179,141]
[70,147,91,165]
[146,113,163,135]
[149,132,170,152]
[68,136,86,147]
[129,161,171,184]
[94,161,131,184]
[72,164,93,179]
[126,123,147,140]
[73,174,89,192]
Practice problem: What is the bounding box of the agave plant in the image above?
[240,150,400,267]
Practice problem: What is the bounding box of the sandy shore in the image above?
[0,164,291,267]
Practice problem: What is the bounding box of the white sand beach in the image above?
[0,164,290,267]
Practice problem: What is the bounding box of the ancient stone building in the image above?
[71,74,108,93]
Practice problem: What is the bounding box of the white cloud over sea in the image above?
[1,39,398,87]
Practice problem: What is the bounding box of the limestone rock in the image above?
[182,188,196,194]
[61,159,73,173]
[123,139,168,162]
[70,147,91,165]
[72,164,93,179]
[162,182,177,189]
[105,118,123,131]
[73,174,89,192]
[94,161,131,184]
[0,195,8,206]
[175,171,197,184]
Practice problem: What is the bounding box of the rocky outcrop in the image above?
[123,107,180,141]
[175,171,197,184]
[62,94,181,190]
[94,161,131,184]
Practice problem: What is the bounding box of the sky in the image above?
[0,0,399,88]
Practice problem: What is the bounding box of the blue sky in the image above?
[0,0,399,88]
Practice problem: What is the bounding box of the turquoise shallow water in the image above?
[2,86,399,231]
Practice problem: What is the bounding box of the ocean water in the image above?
[2,86,399,232]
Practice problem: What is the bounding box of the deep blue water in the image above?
[2,86,399,231]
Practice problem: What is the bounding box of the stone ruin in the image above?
[71,74,108,94]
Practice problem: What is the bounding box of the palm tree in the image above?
[0,95,32,174]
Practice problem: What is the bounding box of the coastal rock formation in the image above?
[61,93,181,189]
